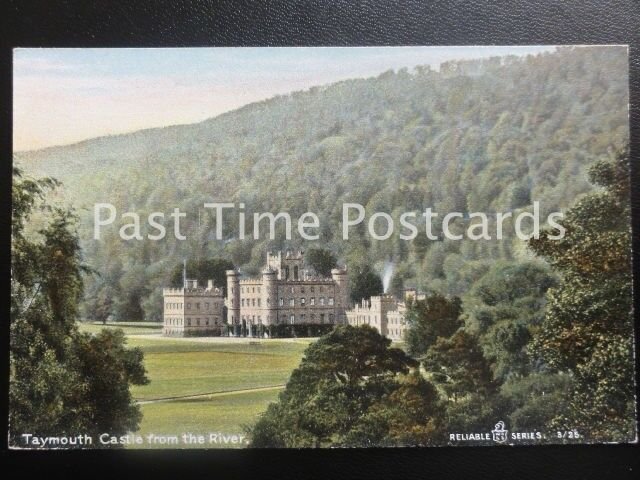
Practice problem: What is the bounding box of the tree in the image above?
[499,373,574,433]
[465,261,557,381]
[404,293,463,357]
[10,168,149,447]
[304,247,337,277]
[170,258,234,290]
[349,264,383,304]
[248,325,442,447]
[529,150,635,441]
[422,329,498,433]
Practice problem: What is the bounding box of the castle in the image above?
[345,289,424,341]
[162,278,225,337]
[163,250,419,340]
[163,250,350,337]
[226,251,350,336]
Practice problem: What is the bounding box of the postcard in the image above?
[10,46,636,448]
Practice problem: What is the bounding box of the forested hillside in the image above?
[15,46,629,322]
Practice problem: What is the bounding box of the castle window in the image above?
[266,298,270,306]
[241,299,245,307]
[197,319,200,326]
[330,314,334,323]
[320,286,324,292]
[258,316,262,323]
[258,287,261,293]
[294,266,299,280]
[320,313,325,324]
[252,287,255,293]
[300,314,305,322]
[257,299,261,307]
[187,319,191,326]
[196,302,200,310]
[310,297,315,306]
[290,314,295,324]
[281,315,286,324]
[290,287,294,294]
[300,298,305,306]
[279,298,284,306]
[187,303,191,309]
[310,286,314,292]
[320,297,325,306]
[328,297,334,306]
[205,302,209,309]
[252,298,256,307]
[289,298,295,306]
[206,319,209,325]
[300,287,305,293]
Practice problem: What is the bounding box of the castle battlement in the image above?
[163,287,224,296]
[345,292,418,341]
[225,250,351,335]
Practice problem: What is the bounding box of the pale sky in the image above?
[13,46,554,151]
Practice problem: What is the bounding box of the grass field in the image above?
[78,323,309,448]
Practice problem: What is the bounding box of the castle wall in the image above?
[346,294,405,339]
[163,283,224,337]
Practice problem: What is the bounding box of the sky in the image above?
[13,46,555,151]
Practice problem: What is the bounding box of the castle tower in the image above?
[267,250,304,281]
[226,270,240,329]
[331,267,350,324]
[262,267,278,326]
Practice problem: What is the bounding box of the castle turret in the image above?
[226,270,240,328]
[331,267,350,324]
[262,267,278,326]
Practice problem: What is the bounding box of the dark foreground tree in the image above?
[10,169,148,447]
[248,325,442,447]
[465,261,557,382]
[404,293,463,357]
[422,329,498,432]
[529,150,635,441]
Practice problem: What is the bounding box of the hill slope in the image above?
[15,46,629,321]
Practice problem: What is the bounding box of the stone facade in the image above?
[226,251,350,335]
[346,289,424,341]
[163,279,225,336]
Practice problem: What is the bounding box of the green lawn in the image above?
[136,389,281,449]
[75,325,402,448]
[128,337,309,401]
[81,330,311,449]
[78,322,163,336]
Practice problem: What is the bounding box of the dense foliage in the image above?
[529,151,634,441]
[249,325,442,447]
[10,169,148,447]
[249,151,634,446]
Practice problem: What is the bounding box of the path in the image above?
[137,384,286,405]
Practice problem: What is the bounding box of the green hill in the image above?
[15,46,629,322]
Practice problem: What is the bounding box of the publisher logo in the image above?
[491,421,508,443]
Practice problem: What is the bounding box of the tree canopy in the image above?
[10,168,149,447]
